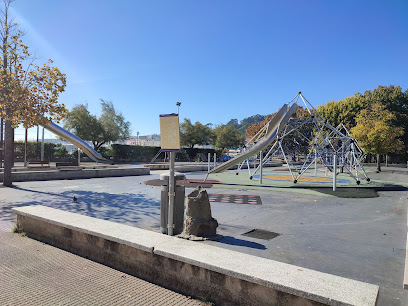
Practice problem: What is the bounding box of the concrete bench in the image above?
[404,232,408,289]
[56,161,78,167]
[28,161,50,166]
[12,205,379,306]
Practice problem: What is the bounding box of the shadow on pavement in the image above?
[1,186,160,226]
[218,235,266,250]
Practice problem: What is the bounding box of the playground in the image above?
[0,165,407,305]
[1,94,407,305]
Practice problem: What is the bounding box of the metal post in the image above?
[208,153,211,172]
[333,155,337,191]
[314,148,317,175]
[167,151,175,236]
[77,148,80,166]
[24,128,28,167]
[260,150,263,184]
[41,127,45,161]
[385,154,388,167]
[36,125,39,159]
[213,153,216,168]
[11,126,14,167]
[0,118,3,168]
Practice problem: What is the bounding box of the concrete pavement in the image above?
[0,165,407,305]
[0,226,203,305]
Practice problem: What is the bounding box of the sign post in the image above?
[160,113,180,236]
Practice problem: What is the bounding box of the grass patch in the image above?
[198,297,215,306]
[12,222,26,236]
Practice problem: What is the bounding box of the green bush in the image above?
[109,144,221,162]
[14,141,56,160]
[55,144,69,158]
[110,144,161,162]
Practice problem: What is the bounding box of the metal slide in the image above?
[209,103,297,174]
[42,122,109,163]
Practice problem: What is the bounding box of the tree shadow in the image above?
[0,186,161,228]
[217,235,266,250]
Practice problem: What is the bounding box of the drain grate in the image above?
[208,194,262,205]
[242,229,281,240]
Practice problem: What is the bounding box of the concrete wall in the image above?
[0,166,149,182]
[12,206,379,306]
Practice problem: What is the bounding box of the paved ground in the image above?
[0,226,203,305]
[0,164,407,305]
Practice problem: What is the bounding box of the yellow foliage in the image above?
[351,103,404,155]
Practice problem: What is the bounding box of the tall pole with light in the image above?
[176,102,181,115]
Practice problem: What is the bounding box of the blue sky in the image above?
[10,0,408,140]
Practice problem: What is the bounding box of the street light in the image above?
[176,102,181,115]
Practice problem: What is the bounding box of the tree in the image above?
[351,103,404,172]
[180,118,213,149]
[361,86,408,150]
[213,125,245,149]
[317,85,408,133]
[317,85,408,159]
[245,105,308,137]
[226,114,265,134]
[54,144,68,158]
[0,0,67,186]
[64,99,131,151]
[316,94,369,129]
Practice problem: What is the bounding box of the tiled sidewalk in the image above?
[0,228,203,305]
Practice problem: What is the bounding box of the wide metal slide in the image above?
[42,122,109,163]
[208,103,297,174]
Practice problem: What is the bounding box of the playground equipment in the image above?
[208,92,369,185]
[42,122,108,163]
[209,102,297,174]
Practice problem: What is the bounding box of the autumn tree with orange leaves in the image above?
[0,0,67,186]
[245,105,308,137]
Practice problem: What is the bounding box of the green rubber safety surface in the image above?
[207,168,407,198]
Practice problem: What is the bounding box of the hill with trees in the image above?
[225,114,265,134]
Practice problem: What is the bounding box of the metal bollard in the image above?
[160,172,186,235]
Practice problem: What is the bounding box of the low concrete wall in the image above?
[12,206,379,306]
[146,162,283,173]
[146,163,208,172]
[404,207,408,289]
[0,166,149,182]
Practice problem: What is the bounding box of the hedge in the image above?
[109,144,221,162]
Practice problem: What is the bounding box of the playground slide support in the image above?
[333,155,337,191]
[260,150,263,184]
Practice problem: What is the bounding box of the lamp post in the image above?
[176,102,181,115]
